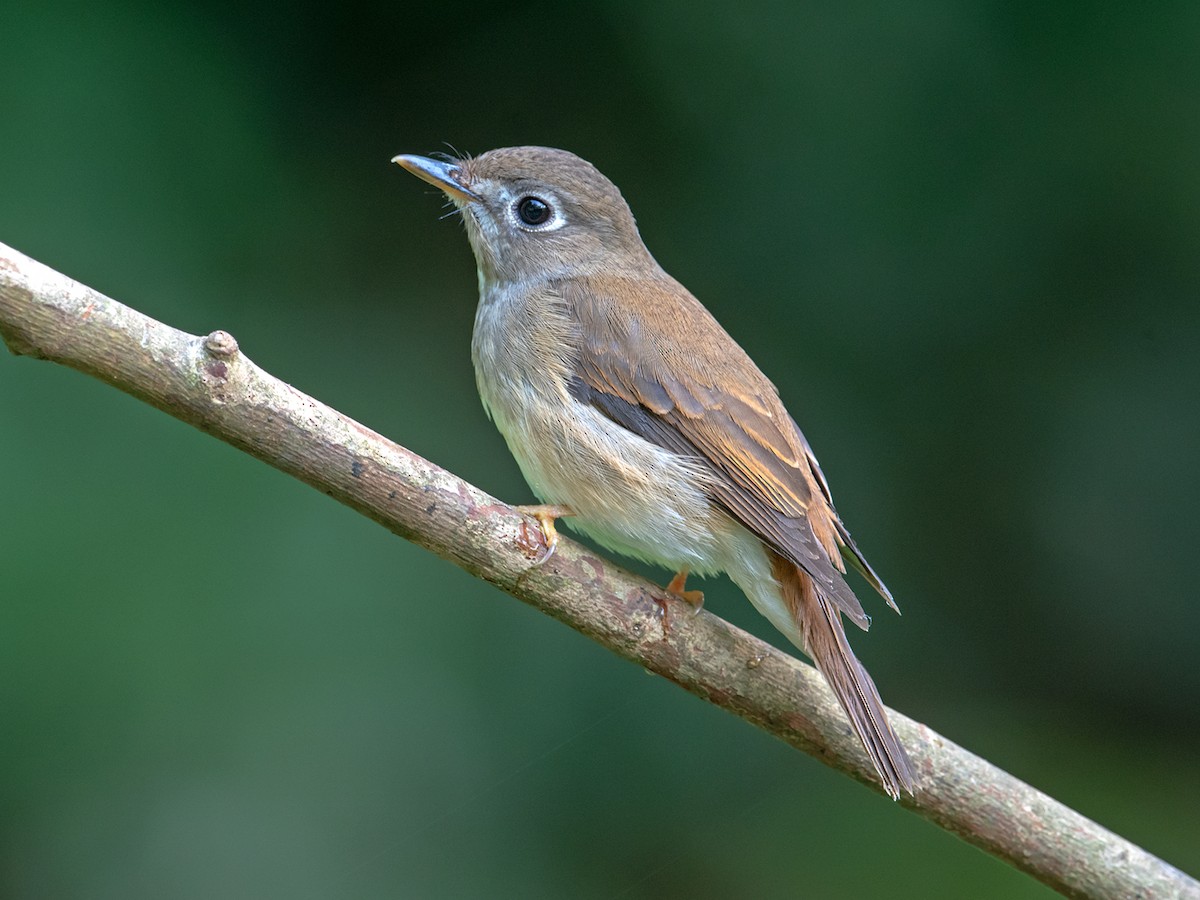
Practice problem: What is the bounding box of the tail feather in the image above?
[771,552,915,799]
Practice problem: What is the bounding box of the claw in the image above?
[515,504,574,566]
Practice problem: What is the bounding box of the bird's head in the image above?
[394,146,655,286]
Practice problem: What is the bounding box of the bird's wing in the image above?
[791,417,898,611]
[561,274,892,629]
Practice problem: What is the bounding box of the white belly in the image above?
[498,390,725,571]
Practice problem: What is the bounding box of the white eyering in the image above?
[506,193,568,233]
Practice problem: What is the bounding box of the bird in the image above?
[393,146,916,799]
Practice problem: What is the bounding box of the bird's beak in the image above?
[391,154,481,203]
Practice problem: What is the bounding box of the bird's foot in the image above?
[665,569,705,611]
[653,568,704,638]
[515,504,574,566]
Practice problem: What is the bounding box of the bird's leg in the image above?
[665,568,705,610]
[515,504,574,565]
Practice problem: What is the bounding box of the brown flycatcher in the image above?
[394,146,915,799]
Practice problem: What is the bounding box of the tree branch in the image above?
[1,240,1195,900]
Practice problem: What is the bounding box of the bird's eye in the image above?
[515,196,553,227]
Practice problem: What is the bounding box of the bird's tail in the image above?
[770,552,916,799]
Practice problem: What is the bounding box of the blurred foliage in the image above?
[2,1,1198,897]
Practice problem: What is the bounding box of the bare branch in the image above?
[1,241,1195,900]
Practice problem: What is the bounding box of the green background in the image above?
[2,2,1198,897]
